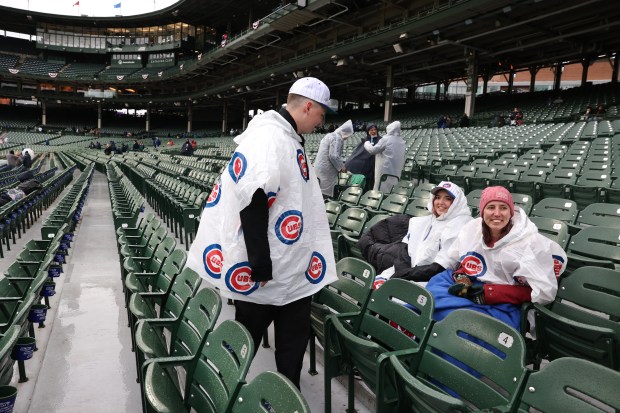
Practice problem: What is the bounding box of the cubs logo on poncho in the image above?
[296,149,309,181]
[203,244,223,279]
[225,262,259,295]
[275,210,303,245]
[305,252,326,284]
[459,251,487,277]
[205,178,222,208]
[267,191,277,208]
[229,152,247,183]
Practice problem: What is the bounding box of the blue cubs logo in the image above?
[275,210,303,245]
[552,254,565,278]
[459,251,487,277]
[202,244,223,279]
[228,152,247,183]
[225,262,259,295]
[296,149,309,181]
[267,191,277,208]
[305,252,326,284]
[205,178,222,208]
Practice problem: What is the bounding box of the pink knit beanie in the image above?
[479,186,514,217]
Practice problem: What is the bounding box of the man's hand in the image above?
[449,283,485,304]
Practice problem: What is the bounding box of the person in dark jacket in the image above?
[21,151,32,169]
[344,123,381,190]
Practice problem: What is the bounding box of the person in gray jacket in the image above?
[315,119,353,197]
[364,120,406,192]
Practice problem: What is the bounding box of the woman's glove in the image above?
[448,283,485,304]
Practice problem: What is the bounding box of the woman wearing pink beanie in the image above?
[426,186,567,330]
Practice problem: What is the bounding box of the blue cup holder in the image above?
[41,282,56,297]
[54,254,65,264]
[28,305,47,323]
[0,386,17,413]
[48,267,61,278]
[11,337,36,361]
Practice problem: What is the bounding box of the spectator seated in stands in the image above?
[424,186,566,330]
[490,112,506,127]
[132,140,140,151]
[104,144,112,155]
[360,181,472,288]
[95,141,101,149]
[458,113,470,128]
[582,105,593,121]
[190,139,197,150]
[6,150,21,168]
[166,140,174,146]
[509,107,524,126]
[21,150,32,169]
[180,139,194,156]
[595,104,606,120]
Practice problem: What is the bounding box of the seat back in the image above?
[230,371,310,413]
[153,249,188,296]
[515,358,620,413]
[405,198,431,217]
[361,214,390,234]
[567,226,620,271]
[172,287,222,359]
[378,194,409,215]
[334,208,368,237]
[186,320,254,413]
[391,180,415,197]
[338,186,363,206]
[529,217,569,249]
[398,310,528,411]
[358,190,384,210]
[512,193,534,215]
[311,258,375,343]
[145,236,177,273]
[341,279,434,390]
[324,201,342,229]
[576,202,620,228]
[466,189,483,216]
[533,266,620,370]
[0,325,20,385]
[160,267,202,333]
[411,183,435,200]
[530,198,578,223]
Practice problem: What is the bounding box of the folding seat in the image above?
[529,267,620,370]
[529,216,569,249]
[323,279,434,413]
[390,180,415,197]
[566,226,620,272]
[574,202,620,229]
[449,165,475,193]
[143,320,253,413]
[358,190,384,212]
[324,201,342,229]
[411,182,435,200]
[513,358,620,412]
[569,170,612,209]
[468,166,497,191]
[331,208,369,260]
[530,198,578,223]
[512,168,549,201]
[338,185,363,207]
[405,197,431,217]
[538,170,576,199]
[307,258,375,376]
[429,164,457,184]
[376,310,528,413]
[374,193,408,216]
[229,371,310,413]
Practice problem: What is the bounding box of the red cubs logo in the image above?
[552,254,565,278]
[205,178,222,208]
[296,149,309,181]
[228,152,247,183]
[389,320,415,339]
[202,244,223,279]
[267,191,277,208]
[225,262,259,295]
[373,277,387,290]
[275,210,303,245]
[459,251,487,277]
[305,252,326,284]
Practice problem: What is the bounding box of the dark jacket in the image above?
[21,153,32,169]
[345,134,382,190]
[358,214,410,273]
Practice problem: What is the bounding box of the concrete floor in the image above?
[6,170,372,413]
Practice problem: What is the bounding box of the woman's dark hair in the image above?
[482,220,512,246]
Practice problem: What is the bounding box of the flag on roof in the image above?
[73,1,80,6]
[113,2,121,8]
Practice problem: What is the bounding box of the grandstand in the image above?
[0,0,619,412]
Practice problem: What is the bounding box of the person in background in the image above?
[364,120,406,192]
[345,124,382,191]
[6,150,20,168]
[132,140,140,151]
[180,139,194,156]
[185,77,338,390]
[315,119,353,198]
[458,113,470,128]
[21,150,32,169]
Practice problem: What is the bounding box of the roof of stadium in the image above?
[1,0,620,109]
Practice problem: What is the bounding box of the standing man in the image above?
[186,77,338,389]
[315,119,353,198]
[364,120,406,192]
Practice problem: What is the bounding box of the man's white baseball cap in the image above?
[289,77,337,114]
